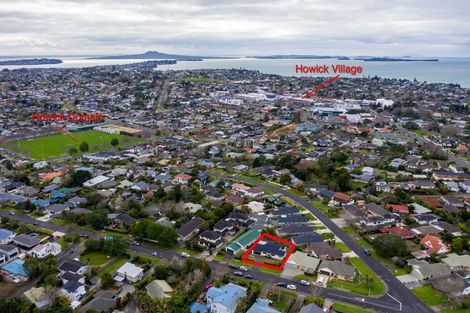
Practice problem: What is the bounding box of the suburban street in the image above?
[211,173,434,313]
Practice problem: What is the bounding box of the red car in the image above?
[204,283,213,290]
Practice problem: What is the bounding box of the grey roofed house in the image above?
[107,213,136,227]
[62,280,84,293]
[177,217,205,240]
[299,303,326,313]
[13,234,41,249]
[342,204,367,218]
[441,204,460,214]
[277,214,310,225]
[66,196,87,207]
[433,221,462,236]
[78,290,116,313]
[42,184,59,193]
[45,203,70,214]
[365,203,389,216]
[0,244,19,260]
[271,206,300,216]
[276,225,313,236]
[0,193,29,205]
[59,259,87,274]
[440,195,465,208]
[62,271,82,283]
[408,259,452,280]
[290,233,323,246]
[318,260,355,278]
[69,207,91,215]
[305,242,342,260]
[412,213,439,225]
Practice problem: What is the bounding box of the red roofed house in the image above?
[420,235,448,256]
[245,187,265,198]
[381,226,415,239]
[386,204,409,214]
[418,197,442,208]
[173,173,192,185]
[330,192,354,206]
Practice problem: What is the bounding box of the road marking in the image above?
[387,293,403,311]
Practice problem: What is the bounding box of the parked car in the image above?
[244,274,253,279]
[234,271,243,276]
[180,252,190,258]
[240,266,248,271]
[276,282,287,287]
[229,264,238,269]
[364,249,371,256]
[151,251,158,256]
[299,280,310,286]
[132,241,140,246]
[286,284,297,290]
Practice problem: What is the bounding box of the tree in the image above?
[279,173,292,186]
[79,141,89,153]
[68,147,78,156]
[111,138,119,147]
[452,237,463,254]
[69,170,92,187]
[103,236,128,256]
[100,272,115,289]
[372,234,408,258]
[0,297,32,313]
[331,168,352,191]
[85,210,108,229]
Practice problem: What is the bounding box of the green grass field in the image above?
[80,251,110,266]
[332,303,374,313]
[412,285,448,306]
[1,129,142,159]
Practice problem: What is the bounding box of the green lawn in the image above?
[259,266,283,275]
[334,242,351,253]
[444,306,470,313]
[227,259,254,269]
[332,303,374,313]
[328,258,385,296]
[2,129,142,159]
[412,285,448,306]
[80,251,110,266]
[100,257,126,275]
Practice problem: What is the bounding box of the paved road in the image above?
[397,125,470,168]
[0,211,101,240]
[211,173,433,313]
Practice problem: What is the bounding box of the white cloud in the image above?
[0,0,468,56]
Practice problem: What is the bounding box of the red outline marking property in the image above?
[56,127,78,142]
[241,232,296,270]
[301,74,340,99]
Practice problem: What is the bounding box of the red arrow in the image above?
[56,126,78,142]
[301,74,340,99]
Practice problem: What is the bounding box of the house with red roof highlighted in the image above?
[420,235,448,256]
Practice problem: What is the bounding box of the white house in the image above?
[61,281,86,302]
[83,175,111,188]
[0,229,16,245]
[29,242,61,259]
[33,161,48,170]
[115,262,144,283]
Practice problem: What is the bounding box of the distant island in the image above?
[249,55,349,60]
[90,51,235,61]
[359,57,439,62]
[0,58,63,65]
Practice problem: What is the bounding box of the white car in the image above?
[286,284,297,290]
[151,251,158,256]
[180,252,190,258]
[240,266,248,272]
[299,280,310,286]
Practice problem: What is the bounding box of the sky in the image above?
[0,0,469,57]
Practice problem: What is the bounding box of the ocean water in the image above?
[0,56,469,87]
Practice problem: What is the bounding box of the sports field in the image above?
[1,130,142,160]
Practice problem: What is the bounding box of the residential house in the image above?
[386,204,409,214]
[413,214,439,225]
[0,244,19,262]
[0,229,15,244]
[359,215,395,231]
[276,225,313,237]
[146,279,173,299]
[247,298,281,313]
[29,242,61,259]
[318,260,355,281]
[206,283,246,313]
[173,173,192,185]
[226,229,260,255]
[305,242,342,260]
[107,213,136,228]
[252,241,287,260]
[115,262,144,283]
[59,260,89,276]
[214,220,235,235]
[408,259,451,281]
[442,253,470,271]
[330,192,354,206]
[290,233,323,246]
[420,235,449,256]
[199,230,224,249]
[177,217,205,241]
[61,281,86,302]
[245,187,264,198]
[286,251,321,274]
[226,212,254,227]
[13,234,41,250]
[299,303,325,313]
[381,227,415,239]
